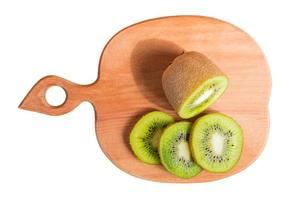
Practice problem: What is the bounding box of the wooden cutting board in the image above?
[19,16,271,183]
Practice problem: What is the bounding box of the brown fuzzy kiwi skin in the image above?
[162,51,228,117]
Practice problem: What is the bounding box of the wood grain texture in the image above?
[19,16,271,183]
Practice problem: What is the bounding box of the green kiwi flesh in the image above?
[159,121,202,178]
[190,113,243,173]
[130,111,174,164]
[179,76,228,119]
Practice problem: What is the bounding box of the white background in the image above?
[0,0,299,199]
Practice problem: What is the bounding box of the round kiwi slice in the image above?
[130,111,174,164]
[159,121,202,178]
[162,51,229,119]
[190,113,243,173]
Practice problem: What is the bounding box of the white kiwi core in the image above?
[151,129,163,149]
[177,141,191,160]
[211,132,225,155]
[192,89,214,108]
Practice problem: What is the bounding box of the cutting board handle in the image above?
[19,75,94,116]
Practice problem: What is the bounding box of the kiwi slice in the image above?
[162,51,229,119]
[190,113,243,173]
[130,111,174,164]
[159,121,202,178]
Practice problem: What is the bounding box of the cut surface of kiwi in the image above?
[159,121,202,178]
[130,111,174,164]
[190,113,243,173]
[162,51,229,119]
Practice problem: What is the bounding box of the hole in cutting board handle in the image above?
[45,85,67,107]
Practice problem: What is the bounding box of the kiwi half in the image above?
[130,111,174,164]
[190,113,243,173]
[162,52,228,119]
[159,121,202,178]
